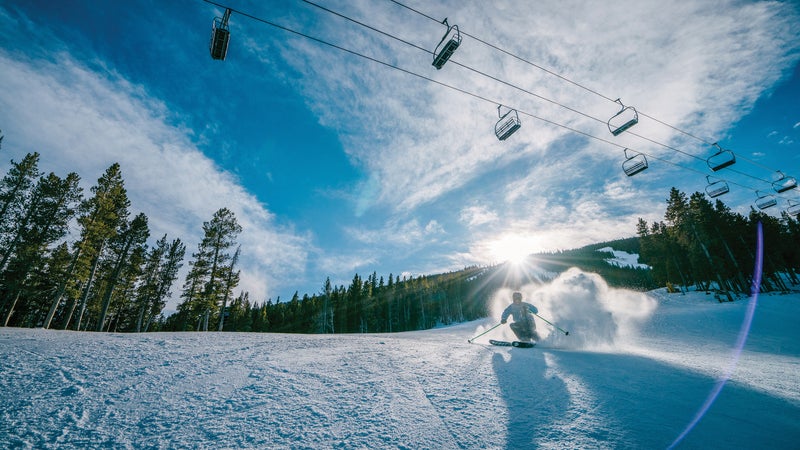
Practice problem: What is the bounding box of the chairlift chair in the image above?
[607,99,638,136]
[787,201,800,217]
[705,175,730,198]
[621,148,648,176]
[210,8,232,60]
[432,18,461,70]
[755,191,777,210]
[706,143,735,171]
[771,171,797,193]
[495,105,521,141]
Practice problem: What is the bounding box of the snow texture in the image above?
[2,268,799,449]
[598,246,652,270]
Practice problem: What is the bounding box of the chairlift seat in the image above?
[756,192,777,210]
[705,180,729,198]
[495,109,521,141]
[787,202,800,216]
[607,100,638,136]
[210,25,230,60]
[432,21,461,70]
[773,175,797,193]
[622,149,647,176]
[209,9,232,61]
[706,145,735,171]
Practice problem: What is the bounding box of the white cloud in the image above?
[2,0,799,300]
[277,0,800,216]
[346,217,445,247]
[0,50,310,304]
[268,0,800,277]
[460,205,499,227]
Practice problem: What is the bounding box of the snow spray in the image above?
[487,269,657,348]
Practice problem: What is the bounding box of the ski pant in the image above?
[510,318,539,341]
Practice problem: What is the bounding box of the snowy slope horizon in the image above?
[2,268,799,449]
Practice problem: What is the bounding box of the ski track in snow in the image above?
[1,291,799,449]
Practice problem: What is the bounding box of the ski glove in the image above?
[501,319,507,324]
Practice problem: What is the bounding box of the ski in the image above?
[489,339,535,348]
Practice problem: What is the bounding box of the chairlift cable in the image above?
[299,0,433,56]
[199,0,794,205]
[302,0,787,189]
[385,0,795,180]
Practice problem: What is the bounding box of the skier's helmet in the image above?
[512,292,522,302]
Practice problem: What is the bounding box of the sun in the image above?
[487,234,538,265]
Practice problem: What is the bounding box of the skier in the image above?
[500,292,540,342]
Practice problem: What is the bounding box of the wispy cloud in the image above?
[1,0,798,301]
[268,0,799,266]
[460,205,499,227]
[277,0,799,218]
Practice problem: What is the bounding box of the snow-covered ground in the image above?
[598,246,651,270]
[2,268,798,449]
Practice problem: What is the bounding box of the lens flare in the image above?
[668,221,763,449]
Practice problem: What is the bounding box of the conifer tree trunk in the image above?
[2,292,21,326]
[43,247,82,329]
[136,304,146,333]
[61,281,83,330]
[76,250,103,331]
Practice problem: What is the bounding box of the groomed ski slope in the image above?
[2,269,799,449]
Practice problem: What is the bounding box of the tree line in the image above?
[0,148,246,332]
[164,266,501,333]
[637,187,800,298]
[4,137,796,335]
[0,147,501,335]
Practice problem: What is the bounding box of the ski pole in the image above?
[533,313,569,335]
[467,322,502,343]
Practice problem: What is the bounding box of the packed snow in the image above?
[2,268,798,449]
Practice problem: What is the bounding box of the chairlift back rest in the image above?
[622,155,647,176]
[210,25,230,60]
[707,151,735,171]
[773,177,797,193]
[705,182,729,198]
[433,38,460,69]
[495,114,521,141]
[756,196,777,210]
[787,204,800,216]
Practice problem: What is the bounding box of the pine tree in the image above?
[177,207,242,330]
[44,163,130,329]
[0,172,82,326]
[96,212,149,331]
[135,235,185,332]
[217,245,240,331]
[0,153,42,252]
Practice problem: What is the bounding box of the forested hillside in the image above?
[637,187,800,300]
[2,147,799,335]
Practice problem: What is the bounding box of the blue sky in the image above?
[1,0,799,307]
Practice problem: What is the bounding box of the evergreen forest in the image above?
[1,145,799,334]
